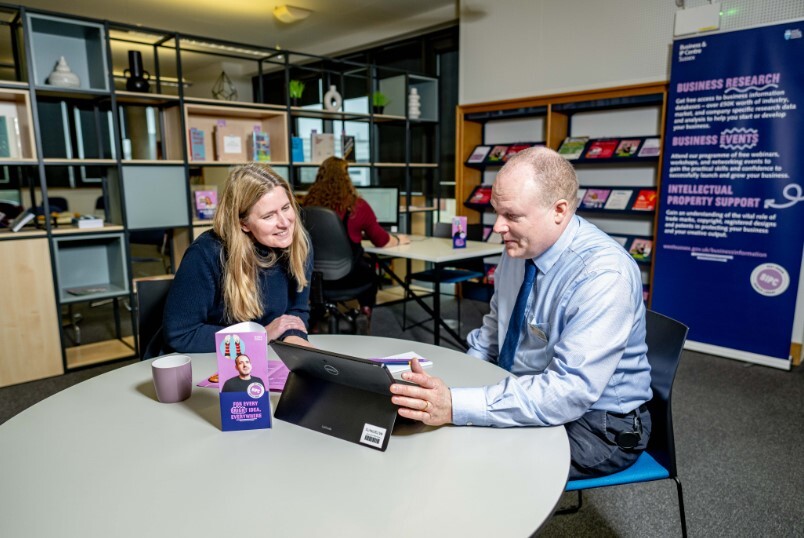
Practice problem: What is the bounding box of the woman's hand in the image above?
[384,233,411,247]
[265,315,307,341]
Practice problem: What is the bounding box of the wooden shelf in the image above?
[43,158,117,165]
[184,103,288,163]
[0,88,37,160]
[65,336,136,369]
[50,224,125,235]
[114,91,181,105]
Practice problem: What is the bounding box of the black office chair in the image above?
[135,276,174,360]
[46,196,69,213]
[302,206,375,334]
[559,310,689,537]
[402,222,486,331]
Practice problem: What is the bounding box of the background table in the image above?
[0,336,568,538]
[364,236,503,346]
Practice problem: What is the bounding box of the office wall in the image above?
[458,0,804,104]
[458,0,804,359]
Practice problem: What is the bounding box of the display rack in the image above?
[456,82,668,302]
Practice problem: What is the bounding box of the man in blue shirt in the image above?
[390,146,653,478]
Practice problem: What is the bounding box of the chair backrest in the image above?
[302,206,355,281]
[47,197,69,212]
[644,309,689,476]
[135,276,174,360]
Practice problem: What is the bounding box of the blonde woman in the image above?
[164,164,312,352]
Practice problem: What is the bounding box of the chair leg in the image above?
[675,477,688,538]
[554,490,583,515]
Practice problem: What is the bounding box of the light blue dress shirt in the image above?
[453,215,652,427]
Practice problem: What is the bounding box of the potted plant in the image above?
[372,91,390,114]
[289,79,305,106]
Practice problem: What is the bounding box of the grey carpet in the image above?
[1,296,802,537]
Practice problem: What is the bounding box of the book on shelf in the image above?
[66,285,110,296]
[0,116,10,158]
[614,139,641,158]
[342,134,356,162]
[629,238,653,262]
[631,189,657,211]
[610,235,629,247]
[213,122,245,161]
[71,215,104,229]
[486,145,508,164]
[575,188,587,208]
[557,136,589,160]
[503,143,533,162]
[583,139,618,159]
[465,185,492,207]
[581,188,611,209]
[194,189,218,220]
[216,321,273,432]
[9,208,34,232]
[311,131,335,162]
[603,189,634,210]
[189,127,206,161]
[291,136,304,162]
[637,137,661,157]
[248,129,271,162]
[467,145,491,164]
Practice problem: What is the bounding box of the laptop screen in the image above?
[270,340,394,395]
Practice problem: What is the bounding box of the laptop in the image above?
[270,340,403,452]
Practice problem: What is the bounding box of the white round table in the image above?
[0,336,569,537]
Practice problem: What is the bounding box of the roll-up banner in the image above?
[653,20,804,369]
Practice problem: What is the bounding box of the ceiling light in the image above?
[274,5,313,24]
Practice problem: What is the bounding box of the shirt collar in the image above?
[533,214,580,274]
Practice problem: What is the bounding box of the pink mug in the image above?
[152,355,192,403]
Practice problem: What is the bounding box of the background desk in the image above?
[364,237,503,346]
[0,336,568,538]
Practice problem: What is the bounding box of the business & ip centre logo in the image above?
[247,382,265,399]
[750,263,790,296]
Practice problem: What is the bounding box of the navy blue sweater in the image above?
[163,231,312,353]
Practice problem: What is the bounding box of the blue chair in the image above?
[560,309,689,537]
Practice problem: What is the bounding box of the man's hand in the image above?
[265,315,307,341]
[390,358,452,426]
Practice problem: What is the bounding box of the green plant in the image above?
[289,79,305,99]
[372,91,390,107]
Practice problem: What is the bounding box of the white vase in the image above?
[408,88,421,120]
[47,56,81,88]
[323,85,342,111]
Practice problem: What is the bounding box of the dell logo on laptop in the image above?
[324,364,339,376]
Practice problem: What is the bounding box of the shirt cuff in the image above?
[451,387,490,426]
[280,329,308,341]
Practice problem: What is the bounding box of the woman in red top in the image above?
[302,157,410,324]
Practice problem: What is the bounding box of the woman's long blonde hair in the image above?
[213,163,309,323]
[301,156,358,214]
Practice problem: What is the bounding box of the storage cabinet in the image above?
[0,5,441,386]
[0,236,63,386]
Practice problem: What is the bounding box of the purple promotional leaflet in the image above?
[652,21,804,366]
[216,322,273,431]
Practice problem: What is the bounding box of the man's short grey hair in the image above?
[502,146,579,210]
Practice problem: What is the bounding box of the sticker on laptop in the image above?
[360,423,387,449]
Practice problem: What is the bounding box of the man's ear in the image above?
[553,199,570,224]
